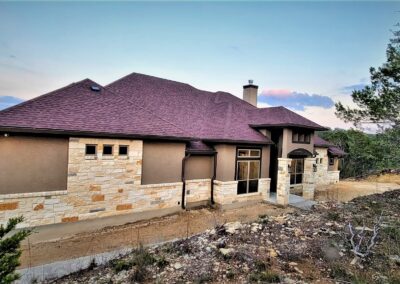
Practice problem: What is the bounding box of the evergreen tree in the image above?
[335,27,400,127]
[0,217,31,284]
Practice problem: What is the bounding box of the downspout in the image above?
[181,153,191,209]
[210,152,217,205]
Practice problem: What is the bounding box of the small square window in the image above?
[103,145,113,155]
[329,157,334,165]
[85,144,97,155]
[119,145,128,156]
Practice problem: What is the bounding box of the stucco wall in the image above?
[215,144,236,181]
[261,146,270,178]
[0,137,184,228]
[142,142,185,184]
[185,156,213,180]
[328,157,340,171]
[281,128,314,158]
[0,136,68,194]
[214,144,270,181]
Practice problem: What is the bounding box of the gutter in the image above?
[181,153,191,209]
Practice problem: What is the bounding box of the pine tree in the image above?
[0,217,31,284]
[335,26,400,127]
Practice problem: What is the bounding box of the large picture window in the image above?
[236,148,261,195]
[290,158,304,185]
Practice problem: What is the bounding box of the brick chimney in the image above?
[243,80,258,107]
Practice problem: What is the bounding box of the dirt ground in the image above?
[20,203,293,269]
[49,190,400,284]
[315,180,400,202]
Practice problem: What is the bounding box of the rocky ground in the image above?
[47,190,400,284]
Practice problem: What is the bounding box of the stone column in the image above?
[277,158,291,206]
[303,158,316,200]
[259,178,271,201]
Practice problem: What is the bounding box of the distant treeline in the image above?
[318,128,400,179]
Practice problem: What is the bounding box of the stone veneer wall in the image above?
[315,147,340,186]
[303,158,316,200]
[277,158,291,205]
[213,178,270,207]
[327,171,340,184]
[185,179,211,206]
[0,137,182,228]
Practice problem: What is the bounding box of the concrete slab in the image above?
[267,192,316,210]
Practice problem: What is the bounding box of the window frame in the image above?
[118,145,129,156]
[329,157,335,166]
[85,144,97,156]
[235,147,262,195]
[290,158,304,185]
[103,144,114,156]
[292,130,311,144]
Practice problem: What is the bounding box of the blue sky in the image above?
[0,1,398,129]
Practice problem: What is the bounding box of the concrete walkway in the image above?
[267,192,316,210]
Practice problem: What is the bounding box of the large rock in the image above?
[224,222,243,234]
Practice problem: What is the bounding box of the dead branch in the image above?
[347,214,383,258]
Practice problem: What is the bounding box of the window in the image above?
[290,158,304,185]
[329,157,335,165]
[103,145,113,155]
[119,145,128,156]
[85,144,97,155]
[292,130,311,144]
[236,148,261,195]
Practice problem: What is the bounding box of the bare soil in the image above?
[20,203,293,269]
[315,180,399,202]
[46,190,400,284]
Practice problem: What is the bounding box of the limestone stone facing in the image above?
[327,171,340,184]
[0,137,183,228]
[303,158,316,200]
[315,147,340,186]
[213,179,270,206]
[277,158,291,206]
[185,179,211,205]
[259,178,271,201]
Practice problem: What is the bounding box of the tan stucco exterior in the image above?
[261,146,270,178]
[328,157,340,171]
[214,144,270,181]
[281,128,314,158]
[0,136,68,194]
[142,142,186,184]
[215,144,236,181]
[185,156,213,180]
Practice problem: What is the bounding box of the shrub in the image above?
[0,216,31,284]
[249,271,280,283]
[111,259,133,273]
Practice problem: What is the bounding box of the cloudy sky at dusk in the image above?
[0,1,398,130]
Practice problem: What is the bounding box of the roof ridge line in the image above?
[0,78,97,114]
[104,86,195,138]
[105,72,192,89]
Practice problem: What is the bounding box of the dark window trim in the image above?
[118,145,129,156]
[290,158,304,185]
[329,157,335,166]
[85,144,97,155]
[292,130,312,144]
[103,144,114,155]
[234,146,263,195]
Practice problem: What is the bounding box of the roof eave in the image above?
[249,123,328,131]
[0,126,195,142]
[202,138,273,145]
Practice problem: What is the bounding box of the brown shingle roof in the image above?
[0,72,328,144]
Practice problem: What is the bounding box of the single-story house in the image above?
[0,73,346,227]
